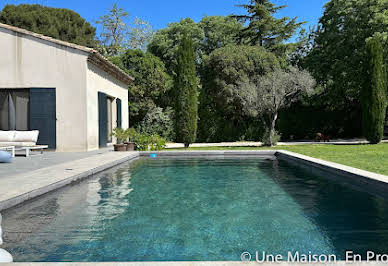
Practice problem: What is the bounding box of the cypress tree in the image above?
[362,35,387,144]
[174,32,198,147]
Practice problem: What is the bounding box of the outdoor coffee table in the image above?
[0,146,15,157]
[14,145,49,157]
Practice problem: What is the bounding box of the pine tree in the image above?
[362,35,387,144]
[0,4,96,47]
[174,32,198,147]
[232,0,303,48]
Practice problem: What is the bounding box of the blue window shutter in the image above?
[116,98,122,129]
[98,92,108,147]
[29,88,56,149]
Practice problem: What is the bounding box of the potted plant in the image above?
[125,128,137,151]
[110,128,127,152]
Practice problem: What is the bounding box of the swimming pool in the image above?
[2,156,388,262]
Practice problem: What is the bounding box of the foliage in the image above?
[231,0,304,52]
[235,67,316,146]
[110,127,127,144]
[362,35,387,144]
[149,134,167,151]
[0,4,96,47]
[111,49,173,126]
[148,16,245,75]
[128,17,154,51]
[198,16,243,56]
[198,45,280,142]
[96,3,129,56]
[137,107,175,141]
[134,133,166,151]
[126,128,137,142]
[301,0,388,109]
[277,101,363,140]
[174,33,199,147]
[148,18,204,76]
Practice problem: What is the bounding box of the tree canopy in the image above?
[111,49,172,126]
[198,16,243,56]
[0,4,96,47]
[302,0,388,108]
[148,16,243,75]
[199,44,280,141]
[235,66,315,145]
[232,0,304,50]
[148,18,204,75]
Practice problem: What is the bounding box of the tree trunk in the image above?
[269,112,278,146]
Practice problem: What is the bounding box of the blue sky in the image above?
[1,0,328,32]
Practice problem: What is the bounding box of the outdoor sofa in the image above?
[0,130,48,157]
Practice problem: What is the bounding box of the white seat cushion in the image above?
[0,131,16,142]
[0,142,36,147]
[13,131,39,143]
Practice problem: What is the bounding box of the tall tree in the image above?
[362,35,387,144]
[231,0,304,49]
[199,45,280,142]
[0,4,96,47]
[174,33,199,147]
[148,16,242,76]
[110,49,172,127]
[128,17,154,51]
[302,0,388,109]
[148,18,204,76]
[96,3,130,56]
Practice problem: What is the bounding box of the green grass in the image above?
[166,143,388,176]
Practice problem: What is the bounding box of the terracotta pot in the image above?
[113,144,127,152]
[125,142,136,151]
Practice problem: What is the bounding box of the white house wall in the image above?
[86,62,129,151]
[0,28,89,151]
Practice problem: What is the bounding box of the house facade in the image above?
[0,23,133,152]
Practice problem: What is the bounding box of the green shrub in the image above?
[134,133,166,151]
[149,134,167,151]
[136,107,175,140]
[110,128,127,144]
[126,128,137,142]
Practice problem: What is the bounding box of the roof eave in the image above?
[88,51,135,85]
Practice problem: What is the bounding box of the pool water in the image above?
[3,157,388,261]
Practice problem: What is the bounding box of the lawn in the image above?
[166,143,388,176]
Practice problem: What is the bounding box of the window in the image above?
[0,89,29,131]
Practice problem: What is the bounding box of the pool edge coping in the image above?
[141,150,388,188]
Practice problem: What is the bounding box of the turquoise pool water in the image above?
[3,157,388,261]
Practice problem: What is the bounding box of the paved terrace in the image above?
[0,148,114,177]
[0,149,139,211]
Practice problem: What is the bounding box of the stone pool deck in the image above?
[0,151,139,211]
